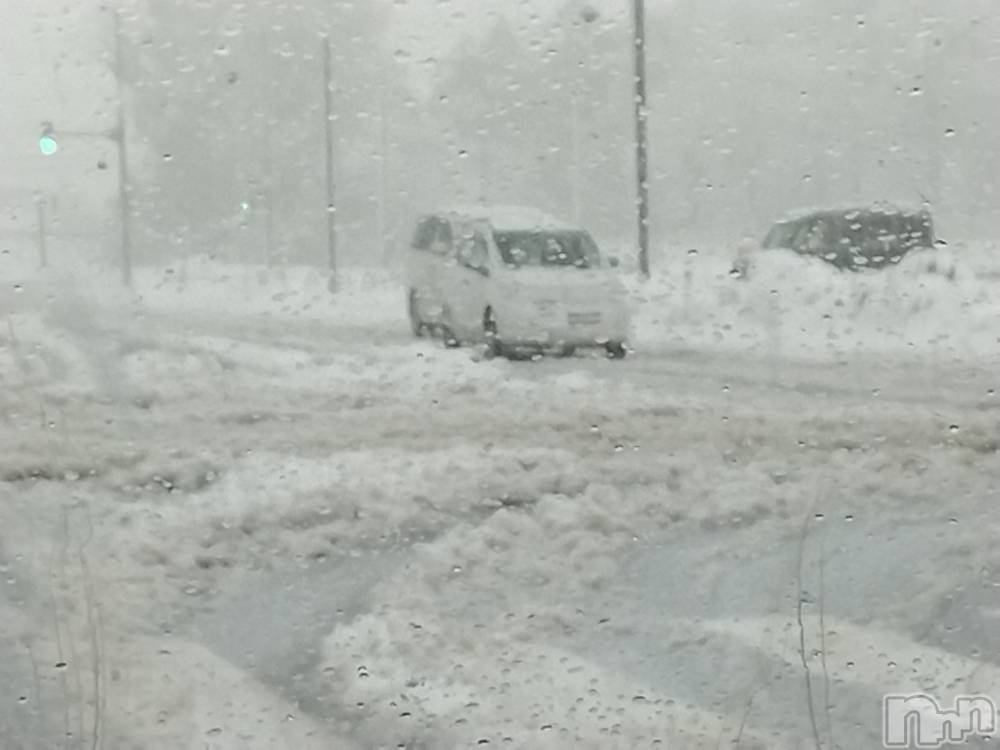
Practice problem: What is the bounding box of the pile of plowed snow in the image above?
[628,241,1000,360]
[4,247,998,365]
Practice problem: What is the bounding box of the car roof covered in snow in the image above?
[775,202,932,224]
[439,204,576,231]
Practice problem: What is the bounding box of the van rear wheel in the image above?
[441,327,461,348]
[408,289,426,337]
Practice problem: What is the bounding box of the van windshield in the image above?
[494,230,602,269]
[762,222,797,249]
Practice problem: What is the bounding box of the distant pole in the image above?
[113,10,133,287]
[322,36,337,290]
[632,0,650,278]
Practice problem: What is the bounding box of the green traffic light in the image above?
[39,135,58,156]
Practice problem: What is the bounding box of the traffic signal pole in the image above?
[632,0,651,278]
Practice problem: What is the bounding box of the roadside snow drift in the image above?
[628,241,1000,361]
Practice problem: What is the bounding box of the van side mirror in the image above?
[607,256,620,268]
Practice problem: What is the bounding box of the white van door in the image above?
[446,223,492,340]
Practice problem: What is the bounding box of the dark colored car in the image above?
[734,205,936,277]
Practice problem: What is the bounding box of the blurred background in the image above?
[2,0,998,271]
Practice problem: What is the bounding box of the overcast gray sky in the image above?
[5,0,997,240]
[388,0,630,56]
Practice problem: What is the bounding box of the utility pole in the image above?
[322,36,337,291]
[571,8,599,228]
[113,9,133,287]
[632,0,651,278]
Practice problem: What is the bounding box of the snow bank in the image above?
[102,636,360,749]
[133,256,402,327]
[700,614,1000,701]
[627,241,1000,361]
[121,446,590,588]
[307,432,1000,748]
[6,247,999,368]
[317,483,799,750]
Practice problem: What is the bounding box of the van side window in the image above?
[430,219,454,256]
[456,231,489,271]
[412,217,436,251]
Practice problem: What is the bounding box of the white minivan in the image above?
[404,205,631,358]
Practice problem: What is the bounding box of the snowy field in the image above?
[1,250,999,748]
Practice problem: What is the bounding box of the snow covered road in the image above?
[0,261,998,748]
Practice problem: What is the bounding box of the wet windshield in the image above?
[494,229,602,268]
[4,2,999,749]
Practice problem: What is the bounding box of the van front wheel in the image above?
[605,341,628,359]
[439,305,462,348]
[483,307,504,359]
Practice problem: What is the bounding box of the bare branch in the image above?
[795,510,824,750]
